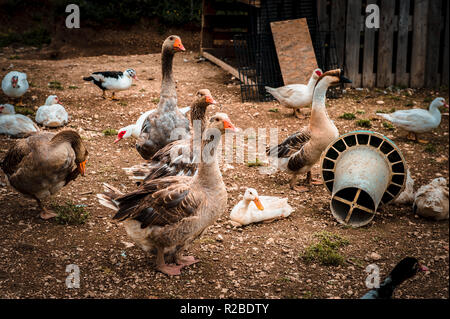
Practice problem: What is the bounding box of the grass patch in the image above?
[356,109,365,114]
[339,112,356,120]
[8,55,20,60]
[424,143,437,153]
[102,128,118,136]
[48,81,64,90]
[118,101,128,106]
[382,121,395,130]
[139,88,146,92]
[151,97,160,103]
[268,108,279,113]
[15,106,35,116]
[355,119,372,128]
[52,201,89,225]
[247,158,263,167]
[387,95,402,101]
[68,85,79,89]
[301,231,349,266]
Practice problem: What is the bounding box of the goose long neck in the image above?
[195,129,223,189]
[161,49,176,98]
[306,74,317,92]
[310,78,332,129]
[190,101,208,129]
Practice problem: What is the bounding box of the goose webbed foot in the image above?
[156,263,183,276]
[110,92,119,101]
[35,198,57,220]
[15,98,24,107]
[414,133,428,144]
[176,255,199,267]
[293,108,304,119]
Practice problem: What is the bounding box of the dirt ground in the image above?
[0,45,448,299]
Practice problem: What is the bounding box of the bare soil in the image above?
[0,47,448,299]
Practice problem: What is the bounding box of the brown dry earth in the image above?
[0,49,448,299]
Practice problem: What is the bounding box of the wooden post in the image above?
[410,0,429,88]
[425,0,442,88]
[317,0,329,32]
[395,0,411,87]
[331,0,347,68]
[345,0,362,87]
[377,0,395,87]
[362,0,377,88]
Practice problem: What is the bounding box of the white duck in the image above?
[2,71,29,106]
[413,177,449,221]
[377,97,448,143]
[114,106,191,143]
[265,68,322,118]
[0,104,39,137]
[35,95,69,128]
[230,188,294,226]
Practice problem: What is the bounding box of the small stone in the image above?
[376,100,385,105]
[370,252,382,261]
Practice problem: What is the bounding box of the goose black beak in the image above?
[340,75,352,83]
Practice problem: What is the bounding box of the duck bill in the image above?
[174,38,186,52]
[133,75,139,81]
[444,103,449,108]
[419,264,429,272]
[113,137,121,143]
[253,197,264,210]
[77,160,86,176]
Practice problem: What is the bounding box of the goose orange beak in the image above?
[223,120,238,132]
[253,197,264,210]
[77,160,86,176]
[205,95,217,104]
[174,38,186,52]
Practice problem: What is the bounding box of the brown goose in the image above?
[98,113,237,276]
[124,89,217,182]
[136,35,190,160]
[0,130,88,219]
[266,69,351,192]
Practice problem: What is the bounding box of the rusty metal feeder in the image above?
[320,131,407,227]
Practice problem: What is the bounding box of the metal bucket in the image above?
[320,131,407,227]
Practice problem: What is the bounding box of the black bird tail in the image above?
[83,76,94,81]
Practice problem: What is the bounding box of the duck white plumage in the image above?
[230,188,293,226]
[114,106,191,143]
[266,69,351,192]
[97,113,237,276]
[265,68,322,118]
[83,68,138,100]
[0,104,39,137]
[2,71,29,106]
[413,177,449,221]
[376,97,448,143]
[35,95,68,127]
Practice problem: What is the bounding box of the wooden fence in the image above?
[317,0,449,88]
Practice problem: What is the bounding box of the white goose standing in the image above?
[2,71,29,106]
[265,68,322,118]
[376,97,448,143]
[35,95,69,128]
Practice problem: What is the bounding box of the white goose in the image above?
[230,188,294,226]
[0,104,39,137]
[114,106,191,143]
[2,71,29,106]
[265,68,322,118]
[35,95,69,128]
[377,97,448,143]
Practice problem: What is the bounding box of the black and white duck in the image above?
[83,68,138,100]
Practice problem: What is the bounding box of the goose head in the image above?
[125,69,138,81]
[208,112,238,133]
[196,89,217,106]
[243,188,264,210]
[52,130,89,176]
[0,104,15,115]
[316,69,352,87]
[429,97,448,111]
[114,125,134,143]
[45,95,60,105]
[163,35,185,53]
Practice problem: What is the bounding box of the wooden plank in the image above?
[345,0,362,87]
[200,0,214,51]
[362,0,377,88]
[270,18,319,85]
[331,0,347,67]
[443,0,449,86]
[317,0,329,32]
[410,0,430,88]
[201,51,256,85]
[395,0,411,87]
[425,0,442,87]
[377,0,395,87]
